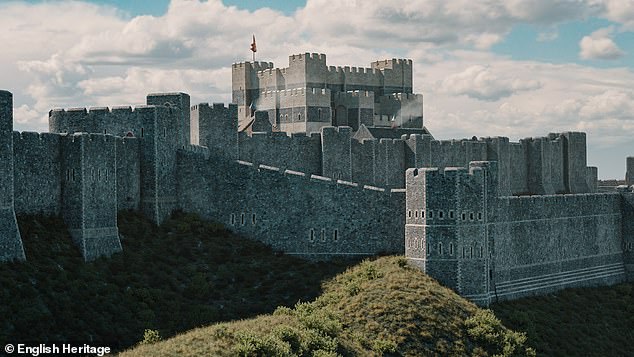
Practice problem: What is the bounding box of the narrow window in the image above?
[252,213,256,225]
[321,229,326,242]
[426,243,430,256]
[231,214,235,225]
[318,108,322,119]
[298,114,301,121]
[415,210,418,218]
[141,127,144,137]
[421,210,425,218]
[310,229,315,242]
[72,169,75,181]
[438,242,443,255]
[103,129,107,134]
[97,169,101,181]
[470,247,474,258]
[449,243,454,256]
[66,169,71,182]
[241,213,245,225]
[449,210,454,219]
[334,229,338,242]
[462,247,465,258]
[478,212,482,220]
[470,213,474,220]
[480,246,483,258]
[408,210,412,218]
[429,210,433,219]
[462,213,466,220]
[439,210,444,219]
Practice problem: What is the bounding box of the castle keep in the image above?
[1,53,633,305]
[231,53,425,134]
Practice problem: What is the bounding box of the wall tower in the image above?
[405,162,497,306]
[0,90,25,261]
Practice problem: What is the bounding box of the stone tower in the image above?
[405,162,497,306]
[60,133,122,261]
[626,157,634,186]
[0,90,26,261]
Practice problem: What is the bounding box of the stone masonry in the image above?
[0,53,632,305]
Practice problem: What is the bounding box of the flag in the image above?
[250,35,257,53]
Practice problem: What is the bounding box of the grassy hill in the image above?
[121,256,534,356]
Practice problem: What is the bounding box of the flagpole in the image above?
[250,34,257,63]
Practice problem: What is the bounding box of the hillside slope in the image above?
[121,257,535,356]
[0,211,353,352]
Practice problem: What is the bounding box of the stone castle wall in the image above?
[13,132,63,215]
[405,162,631,306]
[177,146,404,259]
[490,193,626,301]
[2,79,632,306]
[0,90,25,261]
[60,133,121,261]
[232,126,597,193]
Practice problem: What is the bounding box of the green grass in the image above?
[121,257,535,356]
[0,211,354,352]
[492,283,634,357]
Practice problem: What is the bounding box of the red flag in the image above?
[250,35,257,53]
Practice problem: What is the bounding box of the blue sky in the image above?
[1,0,633,178]
[79,0,305,16]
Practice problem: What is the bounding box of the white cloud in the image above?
[1,0,633,178]
[579,27,625,60]
[601,0,634,29]
[439,65,542,101]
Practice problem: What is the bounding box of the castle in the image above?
[231,53,425,134]
[0,52,632,306]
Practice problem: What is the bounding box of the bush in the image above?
[140,329,161,345]
[372,338,397,354]
[465,310,535,357]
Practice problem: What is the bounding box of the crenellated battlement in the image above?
[289,52,326,64]
[232,61,274,71]
[50,104,167,116]
[191,102,238,112]
[371,58,413,69]
[13,131,63,143]
[321,125,353,137]
[406,165,486,184]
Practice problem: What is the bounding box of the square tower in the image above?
[0,90,25,261]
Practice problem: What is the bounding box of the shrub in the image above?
[372,338,397,354]
[140,329,161,345]
[465,310,535,357]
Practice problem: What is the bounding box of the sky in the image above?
[1,0,633,179]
